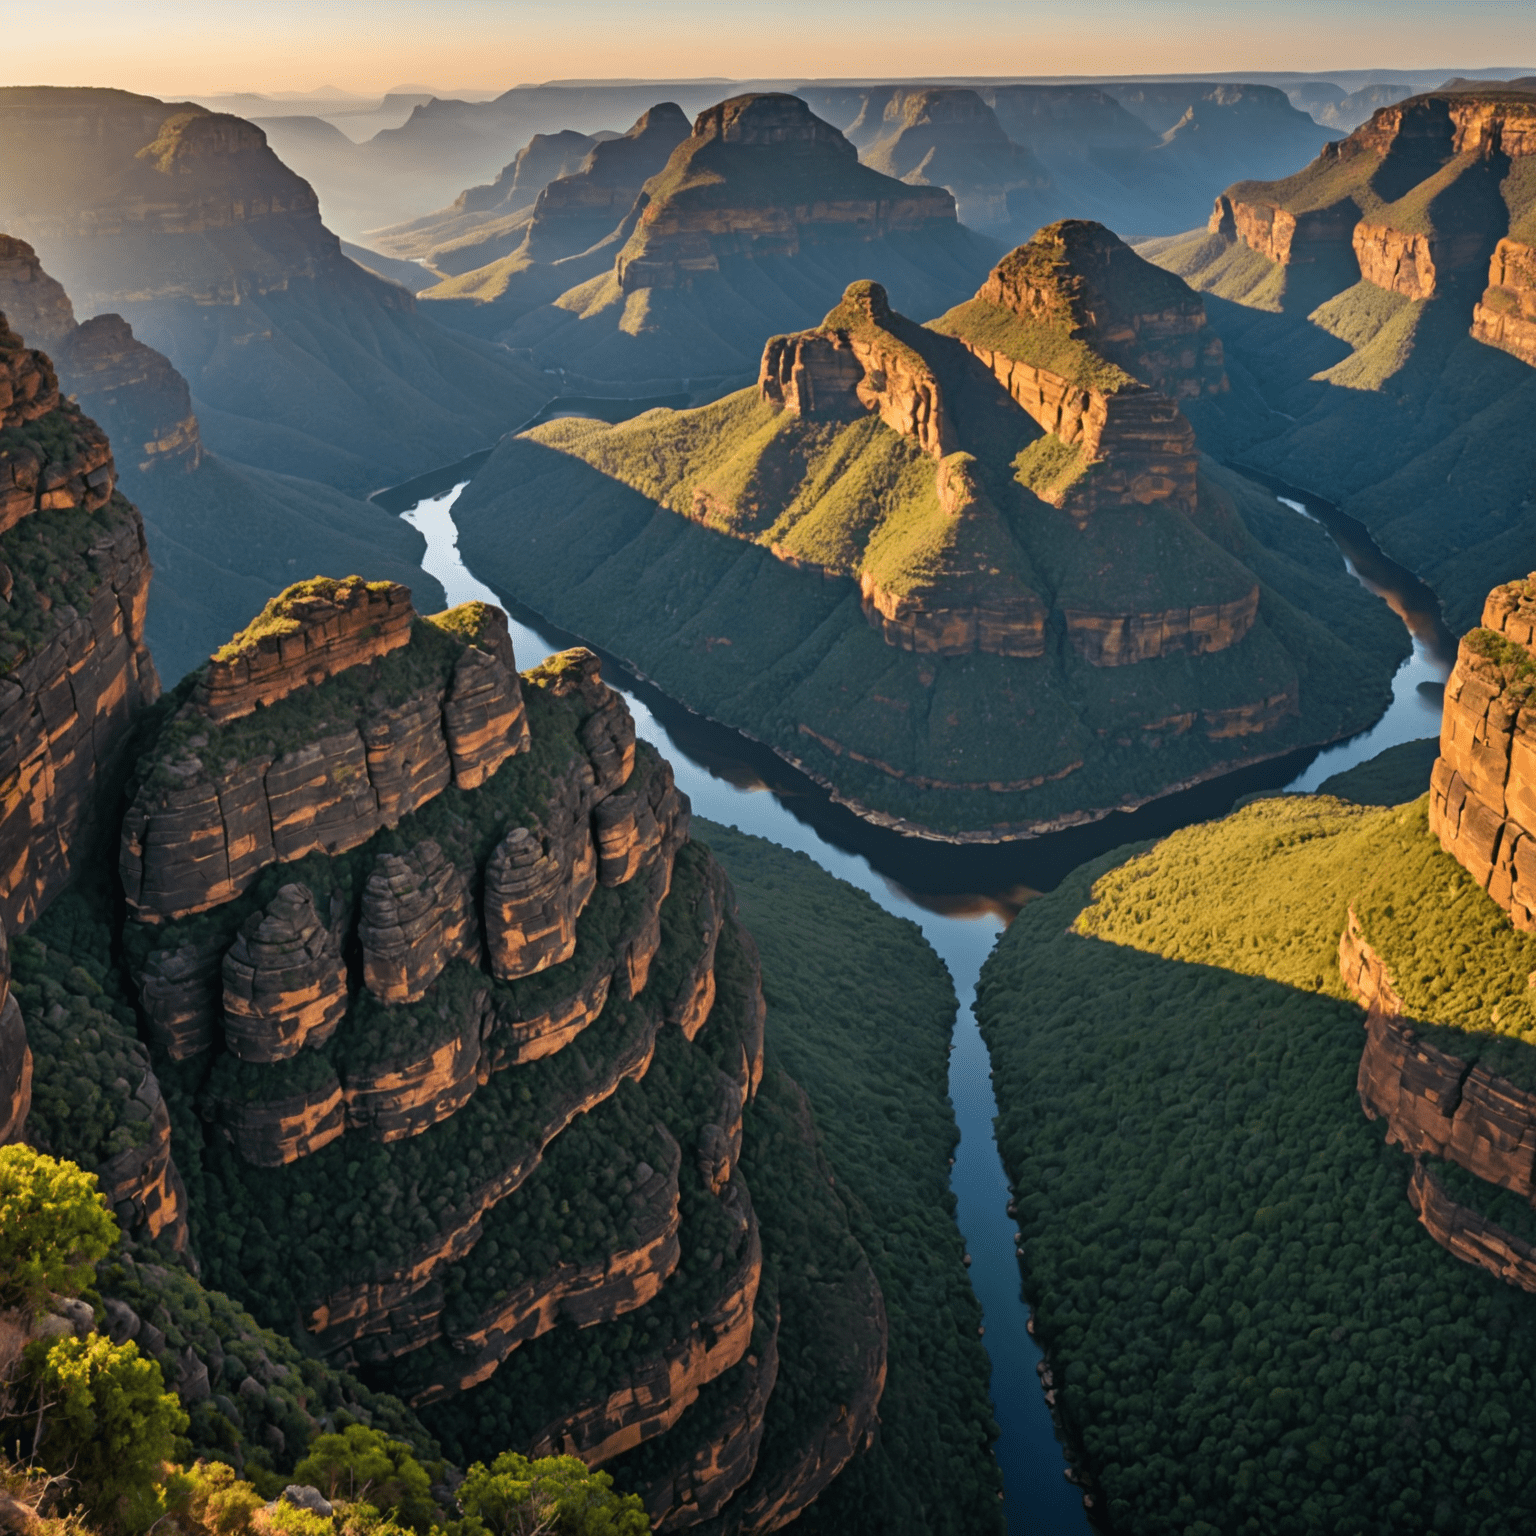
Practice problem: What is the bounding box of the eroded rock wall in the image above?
[1472,238,1536,366]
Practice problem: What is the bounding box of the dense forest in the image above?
[977,792,1536,1535]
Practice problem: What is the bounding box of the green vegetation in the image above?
[27,1332,189,1533]
[449,1451,647,1536]
[694,822,1003,1534]
[1317,735,1439,805]
[930,298,1134,393]
[0,1144,116,1309]
[293,1426,435,1530]
[211,578,402,663]
[977,794,1536,1533]
[456,387,1405,836]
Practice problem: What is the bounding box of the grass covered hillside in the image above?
[977,793,1536,1534]
[454,383,1405,838]
[695,822,1003,1535]
[1144,94,1536,633]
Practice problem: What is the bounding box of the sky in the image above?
[4,0,1534,97]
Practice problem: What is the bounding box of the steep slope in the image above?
[385,106,691,284]
[103,579,888,1524]
[1148,88,1536,632]
[976,783,1536,1534]
[438,93,1001,389]
[0,233,445,683]
[0,87,545,498]
[449,222,1405,840]
[859,89,1050,238]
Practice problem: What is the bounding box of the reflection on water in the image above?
[404,470,1446,1534]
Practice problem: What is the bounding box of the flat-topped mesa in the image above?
[122,590,530,921]
[1213,93,1536,300]
[1473,239,1536,365]
[1429,573,1536,929]
[759,280,953,459]
[614,94,955,295]
[196,576,416,722]
[931,222,1202,518]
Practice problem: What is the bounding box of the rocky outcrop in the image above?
[1407,1159,1536,1293]
[96,1077,190,1254]
[212,1074,346,1167]
[1428,575,1536,928]
[1472,238,1536,366]
[1063,586,1260,665]
[360,840,477,1003]
[0,235,203,475]
[529,1179,762,1464]
[340,1008,484,1144]
[613,95,956,295]
[198,577,415,723]
[1341,907,1536,1289]
[760,280,953,459]
[442,634,531,789]
[1210,192,1360,269]
[136,933,224,1059]
[222,884,348,1063]
[407,1135,685,1404]
[641,1306,781,1529]
[595,755,687,888]
[0,310,159,934]
[485,814,597,981]
[522,104,692,264]
[120,593,530,922]
[666,864,728,1042]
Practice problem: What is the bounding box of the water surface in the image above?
[403,474,1444,1533]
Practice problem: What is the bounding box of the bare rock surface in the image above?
[360,840,477,1004]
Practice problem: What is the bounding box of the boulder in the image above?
[135,933,224,1059]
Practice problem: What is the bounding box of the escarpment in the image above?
[1208,91,1536,319]
[1340,905,1536,1294]
[1472,237,1536,365]
[1428,574,1536,928]
[111,579,884,1528]
[0,305,158,934]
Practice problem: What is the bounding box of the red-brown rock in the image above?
[1408,1159,1536,1293]
[222,883,348,1063]
[360,840,478,1004]
[1473,238,1536,366]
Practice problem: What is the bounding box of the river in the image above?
[400,477,1450,1534]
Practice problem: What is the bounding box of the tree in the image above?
[292,1424,435,1532]
[30,1332,188,1533]
[453,1453,649,1536]
[0,1144,117,1311]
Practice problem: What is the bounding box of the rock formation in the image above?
[1208,90,1536,318]
[1340,907,1536,1294]
[1428,574,1536,928]
[109,576,883,1526]
[0,304,158,934]
[1472,237,1536,365]
[0,931,27,1146]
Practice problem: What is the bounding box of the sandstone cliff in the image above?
[1209,91,1536,311]
[115,578,881,1525]
[1340,907,1536,1293]
[1428,574,1536,928]
[1472,237,1536,365]
[0,305,159,933]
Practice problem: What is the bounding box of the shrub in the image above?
[29,1332,188,1533]
[0,1145,117,1311]
[452,1453,648,1536]
[292,1427,433,1533]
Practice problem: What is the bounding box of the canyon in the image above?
[449,215,1404,840]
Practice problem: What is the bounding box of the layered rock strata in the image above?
[1340,908,1536,1292]
[613,94,956,295]
[1472,238,1536,366]
[1428,574,1536,928]
[1063,586,1261,666]
[0,308,158,935]
[120,595,527,920]
[360,840,477,1003]
[0,235,202,475]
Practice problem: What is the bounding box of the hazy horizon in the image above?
[5,0,1535,100]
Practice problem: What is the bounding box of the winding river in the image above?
[397,473,1453,1535]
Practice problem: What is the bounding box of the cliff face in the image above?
[613,95,957,297]
[1428,574,1536,928]
[1472,237,1536,365]
[0,308,159,934]
[1339,908,1536,1294]
[0,233,202,475]
[1210,92,1536,313]
[117,579,882,1525]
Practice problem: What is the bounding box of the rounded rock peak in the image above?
[691,93,854,156]
[839,280,891,322]
[631,101,690,137]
